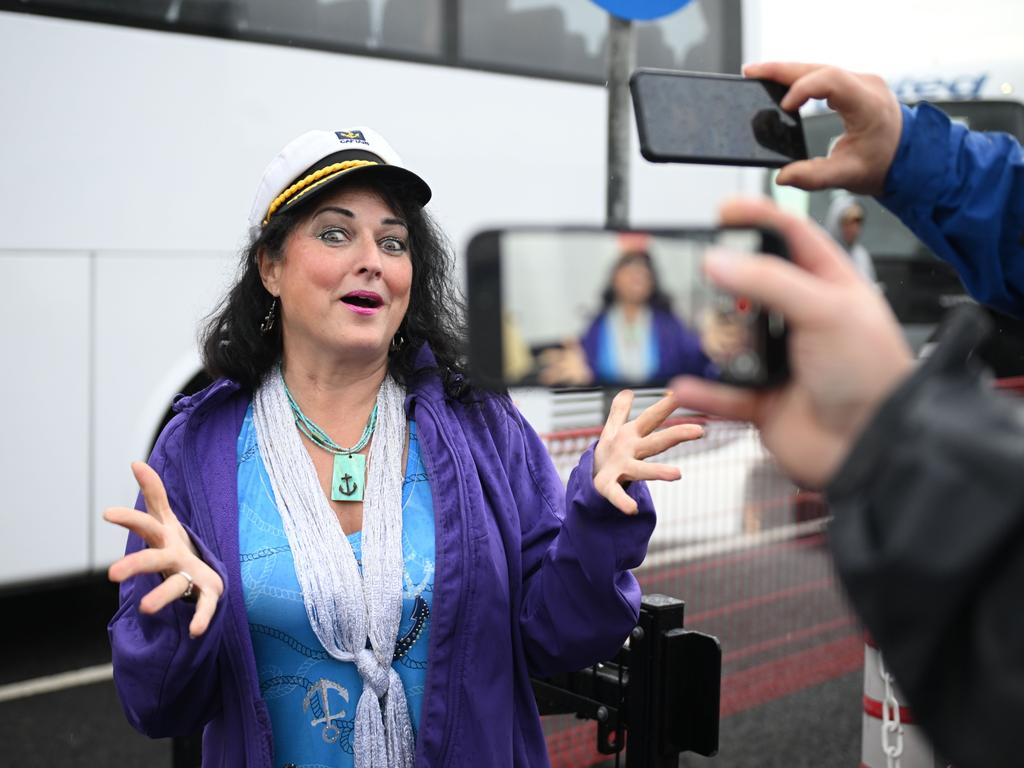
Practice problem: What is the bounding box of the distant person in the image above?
[825,195,877,282]
[539,249,715,386]
[103,127,703,767]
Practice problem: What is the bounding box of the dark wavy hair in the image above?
[201,175,466,394]
[600,249,673,311]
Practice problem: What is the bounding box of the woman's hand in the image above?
[537,340,594,387]
[671,198,913,489]
[593,391,705,514]
[104,461,224,638]
[700,309,750,364]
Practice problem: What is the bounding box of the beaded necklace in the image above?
[282,373,379,502]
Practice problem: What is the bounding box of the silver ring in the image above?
[176,570,195,600]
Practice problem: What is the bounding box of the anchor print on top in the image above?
[303,678,351,744]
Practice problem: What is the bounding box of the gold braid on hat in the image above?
[262,159,379,226]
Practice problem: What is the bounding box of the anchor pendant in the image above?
[331,452,366,502]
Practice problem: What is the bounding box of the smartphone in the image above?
[466,227,789,391]
[630,69,808,167]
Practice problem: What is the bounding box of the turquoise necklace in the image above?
[281,371,378,502]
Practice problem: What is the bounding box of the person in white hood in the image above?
[825,195,877,283]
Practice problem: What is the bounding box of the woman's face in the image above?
[840,204,865,247]
[612,257,654,306]
[259,184,413,366]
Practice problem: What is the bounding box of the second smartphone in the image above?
[466,226,790,391]
[630,69,808,167]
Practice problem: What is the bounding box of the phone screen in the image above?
[631,70,808,167]
[466,228,788,390]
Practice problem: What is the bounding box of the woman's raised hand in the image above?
[593,391,704,515]
[537,339,594,387]
[104,462,224,638]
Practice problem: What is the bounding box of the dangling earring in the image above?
[260,297,278,334]
[389,329,406,353]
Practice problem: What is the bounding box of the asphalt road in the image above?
[0,577,170,767]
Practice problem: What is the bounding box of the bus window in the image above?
[459,0,609,80]
[11,0,739,81]
[15,0,445,58]
[459,0,740,81]
[18,0,174,24]
[245,0,443,55]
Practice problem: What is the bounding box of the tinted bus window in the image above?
[635,0,740,74]
[14,0,444,57]
[10,0,738,79]
[459,0,740,80]
[459,0,607,79]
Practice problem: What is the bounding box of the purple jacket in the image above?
[581,307,714,384]
[109,350,656,767]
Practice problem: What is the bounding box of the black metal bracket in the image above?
[533,660,628,755]
[532,593,722,767]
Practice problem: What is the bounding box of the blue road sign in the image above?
[590,0,692,21]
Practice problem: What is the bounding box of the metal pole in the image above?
[605,13,634,230]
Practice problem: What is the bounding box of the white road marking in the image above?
[0,663,114,703]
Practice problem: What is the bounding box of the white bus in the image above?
[0,0,752,589]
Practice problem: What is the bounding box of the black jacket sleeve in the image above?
[826,306,1024,768]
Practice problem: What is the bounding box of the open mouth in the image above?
[341,291,384,310]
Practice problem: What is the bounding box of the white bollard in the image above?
[860,634,950,768]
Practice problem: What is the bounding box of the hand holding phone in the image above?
[630,69,808,167]
[742,61,902,194]
[672,197,914,488]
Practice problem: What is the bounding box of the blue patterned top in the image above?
[238,407,435,767]
[595,310,659,383]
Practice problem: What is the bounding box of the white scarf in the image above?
[252,370,414,768]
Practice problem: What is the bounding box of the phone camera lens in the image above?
[730,353,760,377]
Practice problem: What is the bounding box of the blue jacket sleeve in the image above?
[492,399,656,676]
[879,102,1024,316]
[107,414,230,737]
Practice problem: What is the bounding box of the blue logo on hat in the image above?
[336,130,368,145]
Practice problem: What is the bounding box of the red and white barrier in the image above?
[861,634,949,768]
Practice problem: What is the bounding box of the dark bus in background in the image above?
[771,99,1024,375]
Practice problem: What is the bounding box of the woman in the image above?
[105,127,703,767]
[541,249,714,386]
